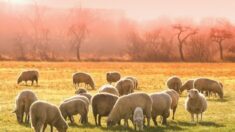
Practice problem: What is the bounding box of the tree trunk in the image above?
[218,42,224,60]
[179,43,185,61]
[76,44,81,61]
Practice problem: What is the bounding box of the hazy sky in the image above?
[4,0,235,22]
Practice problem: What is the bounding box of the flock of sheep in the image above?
[13,70,224,132]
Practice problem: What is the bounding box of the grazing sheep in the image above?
[166,76,182,93]
[115,79,134,96]
[163,89,179,120]
[13,90,38,123]
[150,92,172,126]
[133,107,144,131]
[107,92,152,128]
[194,78,223,99]
[60,99,88,124]
[30,101,68,132]
[99,84,119,96]
[106,71,121,84]
[73,72,95,90]
[75,88,87,94]
[123,76,138,89]
[180,79,194,94]
[17,70,39,86]
[185,89,207,122]
[91,93,119,126]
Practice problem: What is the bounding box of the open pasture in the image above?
[0,62,235,132]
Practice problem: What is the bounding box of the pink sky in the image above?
[4,0,235,22]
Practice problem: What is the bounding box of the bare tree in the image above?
[67,7,90,61]
[13,33,26,60]
[173,24,197,61]
[210,28,232,60]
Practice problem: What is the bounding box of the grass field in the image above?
[0,61,235,132]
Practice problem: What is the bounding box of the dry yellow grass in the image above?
[0,61,235,132]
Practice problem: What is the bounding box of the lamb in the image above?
[59,99,88,124]
[163,89,179,120]
[123,76,138,89]
[166,76,182,93]
[73,72,95,90]
[75,88,87,94]
[115,79,134,96]
[185,89,207,122]
[194,78,223,99]
[13,90,38,123]
[150,92,172,126]
[30,100,68,132]
[99,84,119,96]
[107,92,152,128]
[106,71,121,84]
[180,79,194,94]
[91,93,119,126]
[133,107,144,131]
[17,70,39,86]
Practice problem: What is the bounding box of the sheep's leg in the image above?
[134,123,136,131]
[31,80,34,86]
[42,123,47,132]
[98,115,102,126]
[124,118,129,128]
[25,81,28,86]
[69,116,74,124]
[172,106,177,120]
[50,125,53,132]
[201,113,203,121]
[24,113,28,123]
[162,116,167,125]
[191,113,194,122]
[196,114,199,123]
[146,116,150,127]
[152,116,157,126]
[94,114,97,126]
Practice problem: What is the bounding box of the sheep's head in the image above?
[75,88,87,94]
[17,76,22,84]
[188,89,199,99]
[12,109,22,123]
[57,120,68,132]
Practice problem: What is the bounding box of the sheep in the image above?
[75,88,87,94]
[91,93,119,126]
[185,89,207,122]
[150,92,172,126]
[166,76,182,93]
[73,72,95,90]
[180,79,194,94]
[76,93,92,102]
[64,95,90,123]
[194,78,223,99]
[59,99,88,124]
[106,71,121,84]
[13,90,38,123]
[123,76,138,89]
[30,100,68,132]
[17,70,39,86]
[99,84,119,96]
[115,79,134,96]
[107,92,152,128]
[133,107,144,131]
[163,89,179,120]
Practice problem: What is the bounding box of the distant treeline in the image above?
[0,2,235,62]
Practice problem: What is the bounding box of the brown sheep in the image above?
[163,89,179,120]
[91,93,119,126]
[180,79,194,94]
[30,100,68,132]
[115,79,134,96]
[13,90,38,123]
[73,72,95,89]
[17,70,39,86]
[107,92,152,128]
[106,71,121,84]
[166,76,182,93]
[123,76,138,89]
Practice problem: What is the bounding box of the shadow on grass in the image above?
[68,122,97,129]
[207,97,229,102]
[19,122,31,128]
[177,121,224,127]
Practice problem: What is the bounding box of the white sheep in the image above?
[133,107,144,131]
[115,79,134,96]
[185,89,207,122]
[30,100,68,132]
[13,90,38,123]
